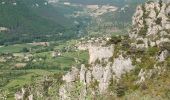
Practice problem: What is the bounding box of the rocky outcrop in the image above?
[157,50,169,62]
[132,1,170,85]
[112,55,134,78]
[14,88,33,100]
[63,67,79,83]
[59,44,134,99]
[58,1,170,99]
[89,45,114,64]
[130,1,170,48]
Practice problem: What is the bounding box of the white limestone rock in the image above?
[136,69,146,84]
[132,6,144,26]
[112,55,134,78]
[80,64,87,85]
[63,67,79,83]
[15,88,33,100]
[15,92,23,100]
[129,33,138,39]
[89,45,114,64]
[160,31,168,36]
[98,63,112,93]
[156,38,170,45]
[150,41,156,47]
[86,70,92,84]
[92,64,104,81]
[28,95,33,100]
[158,50,169,62]
[131,1,170,42]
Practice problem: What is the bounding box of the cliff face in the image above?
[130,1,170,48]
[59,1,170,99]
[59,44,134,99]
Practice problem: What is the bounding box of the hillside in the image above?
[78,0,147,35]
[9,1,170,99]
[0,0,88,45]
[0,0,169,99]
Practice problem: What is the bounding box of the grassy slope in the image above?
[0,39,89,98]
[0,44,33,53]
[0,69,59,99]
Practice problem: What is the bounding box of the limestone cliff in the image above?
[59,1,170,99]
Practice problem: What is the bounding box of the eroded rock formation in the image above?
[59,1,170,99]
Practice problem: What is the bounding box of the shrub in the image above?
[140,82,148,90]
[94,59,100,64]
[155,17,162,25]
[166,57,170,69]
[138,26,148,36]
[140,55,156,69]
[107,36,122,45]
[121,40,130,50]
[89,80,99,89]
[147,47,159,56]
[159,0,163,8]
[62,67,70,71]
[42,77,53,96]
[160,42,170,51]
[21,47,29,52]
[165,89,170,99]
[128,47,145,55]
[115,84,126,97]
[53,72,64,85]
[137,40,144,44]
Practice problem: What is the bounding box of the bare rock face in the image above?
[59,45,114,99]
[15,92,23,100]
[92,64,104,81]
[86,71,92,84]
[130,1,170,48]
[98,63,112,93]
[112,55,134,78]
[80,64,87,85]
[132,6,144,29]
[15,88,33,100]
[58,1,170,99]
[59,43,135,99]
[63,67,79,83]
[89,45,114,64]
[157,50,169,62]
